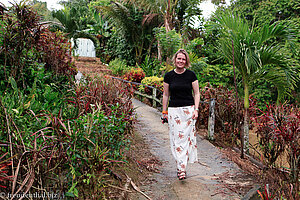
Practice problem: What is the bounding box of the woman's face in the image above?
[175,53,186,69]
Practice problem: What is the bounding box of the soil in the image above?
[76,57,261,200]
[74,56,112,76]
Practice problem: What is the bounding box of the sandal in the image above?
[177,171,186,180]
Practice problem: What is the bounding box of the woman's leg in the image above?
[168,106,198,177]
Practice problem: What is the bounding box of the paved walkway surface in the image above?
[75,58,257,200]
[130,99,253,200]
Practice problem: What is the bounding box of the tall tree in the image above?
[29,0,55,21]
[125,0,202,61]
[176,0,203,42]
[98,1,161,64]
[230,0,300,104]
[127,0,175,32]
[125,0,203,32]
[212,11,299,153]
[51,1,100,48]
[231,0,299,26]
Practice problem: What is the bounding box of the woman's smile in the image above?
[175,53,186,69]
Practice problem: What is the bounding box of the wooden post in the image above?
[208,98,215,140]
[153,88,157,108]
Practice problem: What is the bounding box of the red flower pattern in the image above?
[183,110,190,115]
[178,132,184,139]
[176,147,182,153]
[169,106,198,172]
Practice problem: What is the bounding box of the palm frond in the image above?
[253,65,297,101]
[256,21,295,45]
[100,2,138,38]
[52,8,78,34]
[142,13,160,25]
[124,0,164,14]
[214,10,297,101]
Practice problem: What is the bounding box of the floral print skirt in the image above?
[168,105,198,172]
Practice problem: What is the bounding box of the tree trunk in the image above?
[243,108,249,154]
[243,83,250,154]
[165,0,172,32]
[164,17,172,32]
[157,40,162,62]
[231,40,243,158]
[158,0,173,62]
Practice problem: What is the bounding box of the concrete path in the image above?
[130,99,248,200]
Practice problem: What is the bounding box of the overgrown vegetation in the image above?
[1,0,299,199]
[0,2,135,198]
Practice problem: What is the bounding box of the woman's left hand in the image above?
[192,110,198,120]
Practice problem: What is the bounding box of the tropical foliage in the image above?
[1,0,299,198]
[210,10,299,153]
[98,1,161,64]
[0,2,135,198]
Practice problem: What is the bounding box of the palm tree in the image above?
[126,0,202,30]
[52,7,100,49]
[124,0,202,61]
[98,2,161,64]
[213,11,298,154]
[125,0,176,32]
[52,7,79,37]
[176,0,202,43]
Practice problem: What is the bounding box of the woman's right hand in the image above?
[161,114,168,123]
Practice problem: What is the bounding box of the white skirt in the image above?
[168,105,198,172]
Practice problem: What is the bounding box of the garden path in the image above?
[75,57,258,200]
[129,98,257,200]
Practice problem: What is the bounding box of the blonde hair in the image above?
[172,49,191,68]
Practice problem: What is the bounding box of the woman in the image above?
[162,49,200,180]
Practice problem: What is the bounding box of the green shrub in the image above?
[108,58,129,76]
[154,27,182,60]
[0,74,135,198]
[185,38,204,57]
[105,29,136,66]
[138,55,163,77]
[191,62,235,89]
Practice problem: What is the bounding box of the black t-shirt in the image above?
[164,69,198,107]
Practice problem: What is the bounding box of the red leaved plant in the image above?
[69,75,135,131]
[37,29,77,77]
[0,153,14,189]
[255,103,299,199]
[196,84,257,146]
[123,68,146,90]
[257,184,275,200]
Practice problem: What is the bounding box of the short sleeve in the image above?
[164,72,170,84]
[191,70,197,82]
